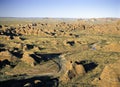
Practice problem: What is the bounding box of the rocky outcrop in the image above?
[97,60,120,87]
[21,52,35,67]
[74,63,86,76]
[59,60,73,82]
[1,20,120,38]
[0,51,12,61]
[60,60,86,83]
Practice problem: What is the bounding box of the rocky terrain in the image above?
[0,18,120,87]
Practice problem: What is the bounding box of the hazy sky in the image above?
[0,0,119,18]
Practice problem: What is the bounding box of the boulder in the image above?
[34,80,41,84]
[24,83,32,87]
[74,63,86,76]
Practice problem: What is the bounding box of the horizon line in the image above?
[0,17,120,19]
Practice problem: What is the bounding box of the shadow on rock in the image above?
[75,60,98,72]
[0,59,10,68]
[9,48,23,58]
[0,76,59,87]
[30,52,61,64]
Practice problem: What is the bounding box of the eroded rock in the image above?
[0,51,12,61]
[60,60,86,83]
[74,63,86,76]
[21,51,35,67]
[97,60,120,87]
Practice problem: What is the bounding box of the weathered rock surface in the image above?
[103,43,120,52]
[1,20,120,38]
[21,52,35,66]
[60,60,86,83]
[98,60,120,87]
[0,51,12,61]
[74,63,86,76]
